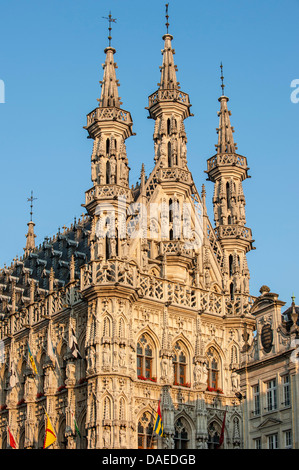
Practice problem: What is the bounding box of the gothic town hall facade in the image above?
[0,20,298,450]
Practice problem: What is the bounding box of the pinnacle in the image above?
[159,34,180,90]
[216,96,237,155]
[98,47,122,108]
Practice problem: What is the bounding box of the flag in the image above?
[47,326,58,367]
[69,327,82,359]
[27,342,38,375]
[7,427,17,449]
[43,411,57,449]
[9,360,18,388]
[73,412,81,438]
[153,400,164,437]
[217,410,226,449]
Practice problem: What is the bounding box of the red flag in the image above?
[7,426,17,449]
[217,411,226,448]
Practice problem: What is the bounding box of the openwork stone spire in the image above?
[98,46,122,108]
[216,96,237,155]
[158,33,180,90]
[146,13,192,168]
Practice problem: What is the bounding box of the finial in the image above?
[27,190,37,222]
[102,11,117,47]
[292,293,296,304]
[220,62,225,96]
[165,3,169,33]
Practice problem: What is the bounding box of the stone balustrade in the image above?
[215,224,252,241]
[148,89,190,107]
[86,107,132,127]
[207,153,247,172]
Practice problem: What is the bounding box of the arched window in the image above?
[103,316,111,337]
[230,282,234,301]
[229,255,233,277]
[207,422,220,449]
[169,199,173,223]
[231,345,238,365]
[39,352,46,394]
[59,343,67,387]
[106,160,110,184]
[58,418,66,449]
[168,142,172,167]
[19,428,25,449]
[106,138,110,156]
[19,361,27,401]
[207,347,220,390]
[38,423,45,449]
[137,334,154,380]
[174,418,190,449]
[118,318,125,338]
[226,182,230,209]
[173,342,187,386]
[119,397,126,421]
[167,118,171,136]
[138,412,154,449]
[103,396,112,420]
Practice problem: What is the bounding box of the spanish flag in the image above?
[27,342,38,376]
[43,412,57,449]
[153,400,164,437]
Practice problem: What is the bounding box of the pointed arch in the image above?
[205,344,224,391]
[136,330,158,381]
[77,408,87,449]
[118,395,127,421]
[57,415,66,449]
[137,408,155,449]
[172,336,192,386]
[174,412,195,449]
[101,392,114,422]
[118,316,126,339]
[102,314,112,338]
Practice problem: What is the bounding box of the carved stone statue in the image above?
[231,370,240,391]
[103,426,111,448]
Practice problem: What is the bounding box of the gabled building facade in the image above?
[0,14,297,450]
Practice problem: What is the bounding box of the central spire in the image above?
[147,4,192,167]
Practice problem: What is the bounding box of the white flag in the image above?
[70,328,82,359]
[9,361,17,388]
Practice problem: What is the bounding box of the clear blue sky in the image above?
[0,0,298,308]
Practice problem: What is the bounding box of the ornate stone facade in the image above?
[0,16,297,450]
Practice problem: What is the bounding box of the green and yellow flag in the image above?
[27,342,38,375]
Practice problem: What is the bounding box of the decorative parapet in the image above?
[158,167,192,184]
[85,185,132,205]
[215,225,252,241]
[0,283,82,339]
[207,153,248,172]
[148,89,190,107]
[86,107,133,127]
[80,259,254,315]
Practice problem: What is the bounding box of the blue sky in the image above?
[0,0,298,307]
